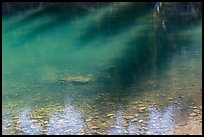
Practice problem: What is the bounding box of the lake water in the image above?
[2,3,202,135]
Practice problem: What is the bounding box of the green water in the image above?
[2,3,202,135]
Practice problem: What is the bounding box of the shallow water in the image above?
[2,3,202,135]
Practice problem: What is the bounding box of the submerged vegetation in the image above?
[2,2,202,135]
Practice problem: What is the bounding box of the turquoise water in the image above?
[2,3,202,135]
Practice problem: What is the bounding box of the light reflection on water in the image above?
[14,99,84,135]
[19,107,41,135]
[46,99,84,135]
[108,110,127,135]
[3,102,184,135]
[127,120,139,135]
[147,105,178,135]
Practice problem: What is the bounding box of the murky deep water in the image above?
[2,3,202,135]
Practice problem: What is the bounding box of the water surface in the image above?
[2,3,202,135]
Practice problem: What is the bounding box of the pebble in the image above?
[31,119,38,122]
[134,113,138,117]
[131,118,138,122]
[15,127,22,131]
[193,109,200,113]
[138,104,145,107]
[139,106,147,109]
[111,125,121,129]
[168,98,173,100]
[139,107,147,112]
[179,123,187,126]
[189,113,197,116]
[101,123,107,127]
[141,126,148,130]
[188,117,193,120]
[7,124,12,127]
[91,126,100,129]
[146,131,151,134]
[35,116,45,119]
[150,102,157,105]
[95,131,103,135]
[179,96,184,98]
[124,116,134,120]
[85,118,92,122]
[138,120,144,123]
[43,121,48,124]
[107,114,116,117]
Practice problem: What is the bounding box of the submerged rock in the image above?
[60,76,92,84]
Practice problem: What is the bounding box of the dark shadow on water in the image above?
[76,3,155,48]
[101,28,171,91]
[3,6,61,33]
[7,6,90,48]
[112,19,199,88]
[84,18,202,110]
